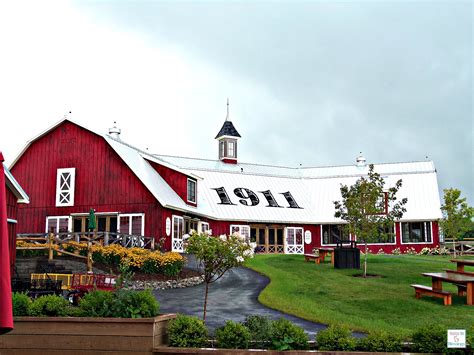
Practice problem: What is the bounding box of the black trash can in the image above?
[334,241,360,269]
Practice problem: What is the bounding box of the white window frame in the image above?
[401,221,434,245]
[220,141,225,159]
[118,213,145,236]
[55,168,76,207]
[45,216,71,234]
[187,178,197,204]
[366,223,397,245]
[228,141,235,157]
[172,215,185,252]
[321,224,350,246]
[199,221,210,234]
[285,227,304,254]
[230,225,250,241]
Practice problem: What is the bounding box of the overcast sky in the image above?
[0,0,472,205]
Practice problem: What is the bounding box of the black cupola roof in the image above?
[215,121,241,139]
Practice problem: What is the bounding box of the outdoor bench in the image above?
[410,284,452,306]
[304,254,319,263]
[444,270,470,295]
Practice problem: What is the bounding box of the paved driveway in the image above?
[153,262,328,336]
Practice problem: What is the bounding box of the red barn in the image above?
[2,157,29,274]
[10,116,442,254]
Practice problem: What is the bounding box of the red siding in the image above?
[6,185,17,221]
[8,222,16,273]
[221,158,237,164]
[6,186,19,273]
[147,160,196,207]
[11,121,165,243]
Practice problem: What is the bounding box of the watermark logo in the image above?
[447,329,465,348]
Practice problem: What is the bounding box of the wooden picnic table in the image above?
[304,248,334,265]
[422,272,474,305]
[450,259,474,273]
[318,247,334,265]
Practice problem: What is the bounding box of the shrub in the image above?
[12,292,31,316]
[78,289,159,318]
[357,331,403,352]
[411,324,464,354]
[216,320,250,349]
[111,289,159,318]
[78,290,115,317]
[142,258,160,274]
[316,324,356,351]
[162,258,185,277]
[29,294,72,317]
[243,315,273,349]
[168,314,208,348]
[270,318,309,350]
[467,325,474,351]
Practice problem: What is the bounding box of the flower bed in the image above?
[16,240,186,276]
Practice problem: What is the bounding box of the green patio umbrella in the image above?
[88,208,96,232]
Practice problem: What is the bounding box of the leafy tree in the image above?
[440,188,474,258]
[334,164,407,277]
[185,232,253,321]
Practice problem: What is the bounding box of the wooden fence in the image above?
[16,231,157,272]
[442,239,474,255]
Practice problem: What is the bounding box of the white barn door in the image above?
[285,227,304,254]
[171,215,184,252]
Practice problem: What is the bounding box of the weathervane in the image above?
[226,98,229,121]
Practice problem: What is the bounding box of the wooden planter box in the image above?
[0,314,176,354]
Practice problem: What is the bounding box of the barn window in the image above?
[55,168,75,207]
[401,222,432,244]
[46,216,70,234]
[230,225,250,241]
[187,179,196,203]
[368,224,396,244]
[321,224,349,245]
[200,222,210,234]
[118,213,144,236]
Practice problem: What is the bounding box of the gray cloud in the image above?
[75,0,473,204]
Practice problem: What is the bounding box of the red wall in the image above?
[11,120,166,242]
[147,160,196,207]
[6,186,18,273]
[206,220,438,254]
[6,185,17,221]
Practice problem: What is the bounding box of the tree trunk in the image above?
[364,242,368,278]
[453,239,457,259]
[203,282,209,322]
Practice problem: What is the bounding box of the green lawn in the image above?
[244,254,474,336]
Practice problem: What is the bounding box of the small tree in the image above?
[334,164,407,277]
[439,188,474,258]
[185,232,253,321]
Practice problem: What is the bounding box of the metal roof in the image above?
[103,137,442,223]
[153,155,442,223]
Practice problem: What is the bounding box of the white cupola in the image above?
[356,152,366,167]
[215,99,241,164]
[109,122,121,140]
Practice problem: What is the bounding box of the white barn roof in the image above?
[152,155,442,223]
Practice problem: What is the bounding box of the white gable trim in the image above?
[4,163,29,203]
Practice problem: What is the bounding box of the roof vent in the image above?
[356,152,366,167]
[109,122,121,140]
